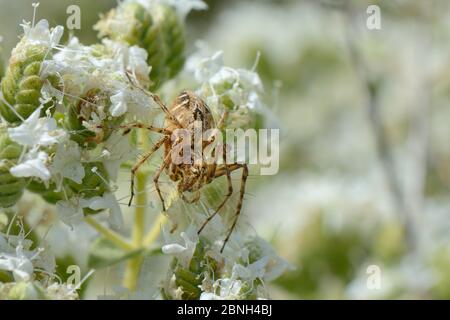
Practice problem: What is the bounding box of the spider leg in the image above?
[120,122,171,135]
[124,71,182,127]
[153,152,172,211]
[128,136,167,207]
[220,164,248,253]
[213,164,242,178]
[198,144,233,235]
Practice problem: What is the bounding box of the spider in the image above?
[119,84,248,253]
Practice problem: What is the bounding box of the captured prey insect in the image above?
[117,77,249,253]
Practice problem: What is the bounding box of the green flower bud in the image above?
[64,88,124,150]
[95,2,186,90]
[0,127,26,208]
[0,42,57,123]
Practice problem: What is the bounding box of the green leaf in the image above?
[88,236,143,269]
[87,237,163,269]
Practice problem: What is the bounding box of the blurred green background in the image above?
[1,0,449,299]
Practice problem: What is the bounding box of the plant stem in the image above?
[123,131,150,292]
[143,212,168,247]
[85,216,133,251]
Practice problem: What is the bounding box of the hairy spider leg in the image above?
[128,136,168,206]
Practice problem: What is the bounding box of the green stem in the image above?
[85,216,133,251]
[143,212,167,247]
[123,131,150,292]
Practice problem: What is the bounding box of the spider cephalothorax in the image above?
[121,89,248,252]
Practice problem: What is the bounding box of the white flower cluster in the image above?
[1,20,160,229]
[161,215,290,300]
[20,19,63,49]
[42,37,159,118]
[0,230,78,300]
[186,48,265,129]
[134,0,208,19]
[8,107,66,181]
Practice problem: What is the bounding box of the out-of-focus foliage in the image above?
[198,0,450,299]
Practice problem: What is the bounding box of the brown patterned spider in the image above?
[119,82,248,253]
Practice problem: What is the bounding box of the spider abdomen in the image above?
[166,91,215,131]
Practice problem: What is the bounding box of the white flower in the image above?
[134,0,207,20]
[188,50,224,83]
[0,231,54,283]
[186,49,265,128]
[110,91,128,117]
[162,225,198,268]
[80,193,123,230]
[128,45,150,78]
[165,0,208,19]
[45,282,79,300]
[0,244,34,282]
[50,141,85,184]
[8,107,66,148]
[10,148,51,181]
[200,278,244,300]
[243,236,292,281]
[21,19,64,49]
[43,36,157,119]
[101,132,136,181]
[56,199,85,228]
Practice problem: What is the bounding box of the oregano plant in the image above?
[0,0,287,300]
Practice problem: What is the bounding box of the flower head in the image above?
[7,107,66,148]
[10,148,51,181]
[20,19,63,49]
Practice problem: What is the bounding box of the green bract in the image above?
[0,127,25,208]
[0,42,56,123]
[66,162,110,199]
[26,180,65,205]
[162,239,212,300]
[95,2,186,90]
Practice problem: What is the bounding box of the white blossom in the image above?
[100,132,136,181]
[42,37,158,119]
[162,225,198,268]
[50,141,85,184]
[80,193,123,230]
[110,91,128,117]
[56,199,85,228]
[20,19,64,49]
[10,148,51,181]
[133,0,207,20]
[0,233,50,283]
[186,48,265,129]
[8,107,66,148]
[0,245,34,282]
[200,278,244,300]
